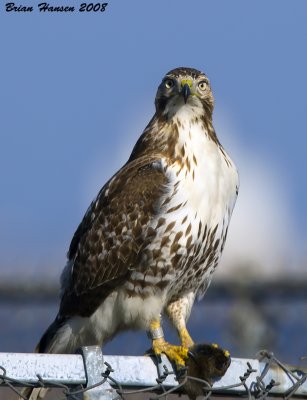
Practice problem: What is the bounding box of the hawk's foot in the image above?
[148,319,190,368]
[152,337,189,368]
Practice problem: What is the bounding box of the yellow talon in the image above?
[212,343,219,348]
[224,350,230,357]
[149,319,190,368]
[152,337,188,367]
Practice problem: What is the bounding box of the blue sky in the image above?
[0,0,306,281]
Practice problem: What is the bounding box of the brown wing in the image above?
[59,155,169,318]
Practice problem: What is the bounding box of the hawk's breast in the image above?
[142,119,239,301]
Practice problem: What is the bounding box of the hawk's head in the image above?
[155,67,214,119]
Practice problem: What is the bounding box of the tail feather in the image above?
[37,316,65,353]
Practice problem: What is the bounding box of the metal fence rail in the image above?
[1,347,307,399]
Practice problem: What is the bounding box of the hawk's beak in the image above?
[181,83,191,104]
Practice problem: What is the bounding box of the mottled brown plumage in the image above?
[61,156,168,317]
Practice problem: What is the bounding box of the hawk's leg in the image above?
[166,295,195,348]
[167,297,231,360]
[149,319,189,368]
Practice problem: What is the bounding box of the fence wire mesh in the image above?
[1,350,307,400]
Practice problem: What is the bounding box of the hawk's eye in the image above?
[198,81,207,91]
[164,79,174,89]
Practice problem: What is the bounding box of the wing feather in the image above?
[59,155,169,317]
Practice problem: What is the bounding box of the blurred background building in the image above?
[0,0,306,367]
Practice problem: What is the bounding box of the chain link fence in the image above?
[1,348,307,399]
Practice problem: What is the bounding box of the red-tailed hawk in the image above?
[23,67,238,399]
